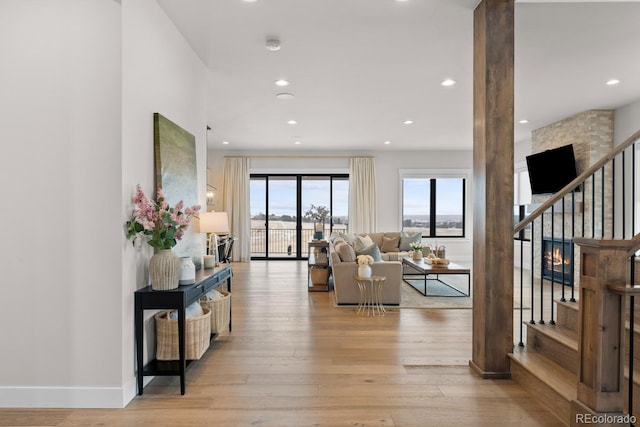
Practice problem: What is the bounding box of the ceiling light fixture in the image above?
[441,79,456,87]
[519,119,529,124]
[276,93,295,100]
[266,39,280,51]
[403,120,414,125]
[294,141,301,145]
[606,79,620,86]
[275,79,289,86]
[222,141,230,145]
[384,141,391,145]
[287,120,297,125]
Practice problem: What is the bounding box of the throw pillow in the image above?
[339,232,358,245]
[353,234,374,252]
[399,231,422,251]
[380,235,400,253]
[355,243,381,262]
[334,241,356,262]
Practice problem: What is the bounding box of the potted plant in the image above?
[304,204,330,240]
[409,241,424,260]
[125,185,200,290]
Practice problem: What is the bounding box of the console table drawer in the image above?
[185,282,208,303]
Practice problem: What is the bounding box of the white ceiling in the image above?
[156,0,640,151]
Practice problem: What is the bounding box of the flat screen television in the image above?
[526,144,579,195]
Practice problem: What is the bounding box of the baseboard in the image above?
[0,386,127,408]
[468,360,512,379]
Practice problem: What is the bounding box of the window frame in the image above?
[249,173,349,259]
[399,169,470,239]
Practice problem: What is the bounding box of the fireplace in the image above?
[542,237,573,285]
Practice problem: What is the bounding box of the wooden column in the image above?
[570,238,631,425]
[469,0,515,379]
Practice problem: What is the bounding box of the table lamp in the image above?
[199,211,230,267]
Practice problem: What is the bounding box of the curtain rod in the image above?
[223,155,373,159]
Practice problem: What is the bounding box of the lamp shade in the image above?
[199,211,230,234]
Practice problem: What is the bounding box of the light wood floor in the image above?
[0,261,562,427]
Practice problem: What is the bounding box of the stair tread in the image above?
[556,299,579,311]
[509,347,577,401]
[527,322,578,352]
[554,299,640,335]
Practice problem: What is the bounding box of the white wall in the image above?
[208,149,474,261]
[0,0,123,407]
[612,99,640,238]
[122,0,208,406]
[0,0,208,408]
[614,99,640,147]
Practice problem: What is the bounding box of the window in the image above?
[250,174,348,259]
[402,176,466,237]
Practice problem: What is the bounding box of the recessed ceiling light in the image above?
[287,120,297,125]
[519,119,529,124]
[441,79,456,87]
[294,141,301,145]
[244,0,257,3]
[275,79,289,87]
[276,93,295,100]
[403,120,414,125]
[384,140,391,145]
[222,141,230,145]
[265,39,280,51]
[606,79,620,86]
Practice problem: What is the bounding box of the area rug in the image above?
[331,279,473,309]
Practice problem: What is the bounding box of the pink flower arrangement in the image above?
[125,185,200,250]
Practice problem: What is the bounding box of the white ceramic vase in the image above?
[358,265,372,278]
[179,257,196,285]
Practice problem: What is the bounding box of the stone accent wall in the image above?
[530,110,614,285]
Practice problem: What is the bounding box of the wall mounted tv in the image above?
[526,144,579,195]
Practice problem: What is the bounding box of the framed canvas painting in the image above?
[154,113,200,260]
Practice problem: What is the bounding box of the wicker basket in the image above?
[310,266,329,285]
[200,291,231,334]
[200,290,231,334]
[155,307,211,361]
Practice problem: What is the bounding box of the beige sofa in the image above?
[329,231,423,305]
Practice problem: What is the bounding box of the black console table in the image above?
[134,263,232,395]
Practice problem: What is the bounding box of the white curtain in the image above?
[348,157,377,233]
[223,157,251,262]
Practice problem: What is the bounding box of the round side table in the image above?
[354,275,386,316]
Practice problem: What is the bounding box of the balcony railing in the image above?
[251,225,347,257]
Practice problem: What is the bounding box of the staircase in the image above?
[509,129,640,425]
[509,297,640,425]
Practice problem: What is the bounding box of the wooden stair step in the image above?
[509,347,577,426]
[526,321,578,374]
[555,297,640,337]
[556,300,579,332]
[528,322,578,350]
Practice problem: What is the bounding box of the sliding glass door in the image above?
[250,174,348,259]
